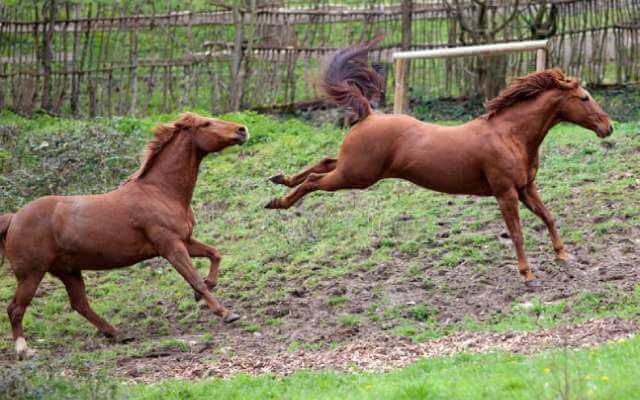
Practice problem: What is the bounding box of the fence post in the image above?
[229,4,244,112]
[397,0,412,114]
[40,0,56,112]
[393,58,406,114]
[536,48,547,71]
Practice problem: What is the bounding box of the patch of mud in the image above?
[116,317,638,383]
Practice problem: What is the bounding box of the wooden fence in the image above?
[0,0,638,117]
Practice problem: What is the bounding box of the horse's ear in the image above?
[174,112,198,131]
[558,78,579,90]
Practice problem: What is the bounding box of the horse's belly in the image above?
[394,159,492,196]
[52,198,157,269]
[404,173,492,196]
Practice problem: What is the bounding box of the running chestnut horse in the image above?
[266,39,613,288]
[0,112,247,359]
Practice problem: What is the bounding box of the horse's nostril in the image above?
[608,125,614,134]
[237,127,247,134]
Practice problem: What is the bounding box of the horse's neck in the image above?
[496,91,562,153]
[139,134,203,208]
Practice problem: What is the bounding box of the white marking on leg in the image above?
[15,336,28,355]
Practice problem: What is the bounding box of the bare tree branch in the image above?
[490,0,520,36]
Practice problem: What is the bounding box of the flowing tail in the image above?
[322,33,385,123]
[0,213,13,268]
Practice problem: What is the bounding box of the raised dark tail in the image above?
[0,213,13,268]
[322,33,385,123]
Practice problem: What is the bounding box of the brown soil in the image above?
[116,317,638,383]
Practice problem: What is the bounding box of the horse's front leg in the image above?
[269,157,337,188]
[186,239,222,301]
[496,188,541,288]
[518,182,572,263]
[151,230,240,323]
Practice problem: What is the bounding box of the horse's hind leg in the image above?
[518,182,571,262]
[52,270,121,340]
[7,271,45,359]
[265,170,351,209]
[269,157,337,188]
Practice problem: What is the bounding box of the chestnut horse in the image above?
[0,112,248,359]
[266,39,613,288]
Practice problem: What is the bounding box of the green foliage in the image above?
[338,314,361,328]
[409,304,437,322]
[0,361,121,400]
[0,115,142,210]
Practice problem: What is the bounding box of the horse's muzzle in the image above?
[596,124,613,138]
[235,126,249,144]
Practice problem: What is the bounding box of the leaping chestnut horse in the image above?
[0,112,247,359]
[266,38,613,288]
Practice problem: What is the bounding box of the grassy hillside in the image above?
[0,110,639,397]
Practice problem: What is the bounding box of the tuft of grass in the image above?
[338,314,361,328]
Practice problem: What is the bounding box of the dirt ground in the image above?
[115,317,638,383]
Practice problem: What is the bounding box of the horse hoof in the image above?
[524,279,543,289]
[269,174,286,185]
[223,313,241,324]
[555,252,576,265]
[264,198,280,209]
[17,348,37,361]
[15,338,36,360]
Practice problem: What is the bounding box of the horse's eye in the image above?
[202,121,211,128]
[580,95,589,102]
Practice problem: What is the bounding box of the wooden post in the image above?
[398,0,412,114]
[393,58,406,114]
[536,48,547,71]
[129,27,138,116]
[230,4,244,111]
[40,0,56,112]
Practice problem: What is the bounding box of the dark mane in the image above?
[321,34,385,123]
[121,113,198,186]
[484,68,579,118]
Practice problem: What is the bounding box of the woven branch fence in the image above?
[0,0,638,117]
